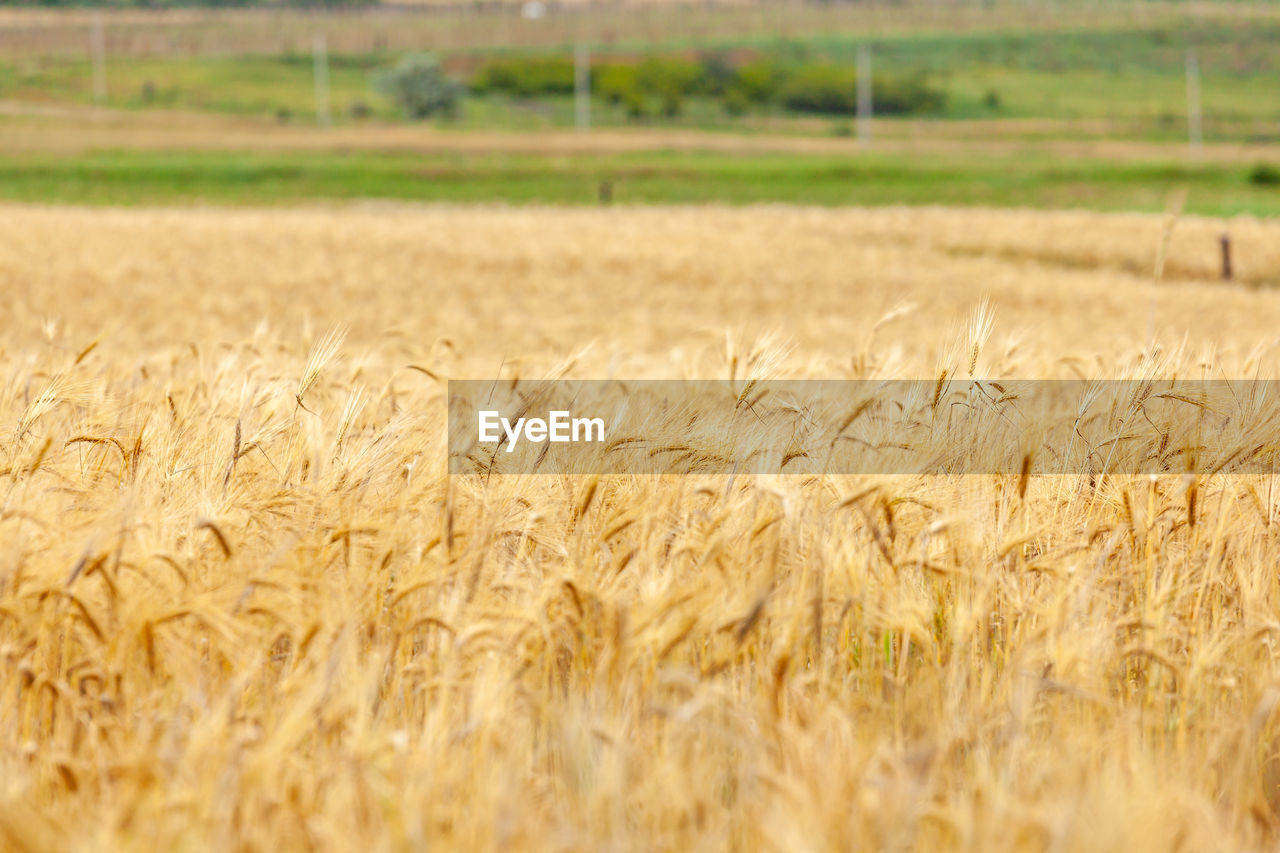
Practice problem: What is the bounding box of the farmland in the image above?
[8,1,1280,850]
[3,1,1280,211]
[5,204,1280,849]
[8,138,1280,214]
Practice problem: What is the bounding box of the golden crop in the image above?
[3,203,1280,850]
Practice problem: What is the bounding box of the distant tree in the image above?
[375,53,462,120]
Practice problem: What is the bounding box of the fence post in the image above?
[857,44,872,145]
[1220,232,1233,281]
[313,33,331,127]
[575,42,590,132]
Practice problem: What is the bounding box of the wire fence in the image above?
[1,0,1278,149]
[0,1,1262,59]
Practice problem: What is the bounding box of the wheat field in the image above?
[5,203,1280,850]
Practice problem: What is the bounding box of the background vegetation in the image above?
[0,2,1278,208]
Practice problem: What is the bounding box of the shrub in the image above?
[634,57,704,99]
[375,53,462,119]
[470,56,575,97]
[621,88,650,120]
[779,64,945,116]
[873,72,947,115]
[733,59,785,103]
[1249,162,1280,187]
[458,50,945,122]
[699,51,736,96]
[468,59,518,95]
[722,87,751,116]
[593,64,640,106]
[779,64,858,114]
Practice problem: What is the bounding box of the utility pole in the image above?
[313,33,331,127]
[574,42,591,132]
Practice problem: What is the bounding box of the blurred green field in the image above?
[5,146,1280,215]
[5,20,1280,138]
[4,6,1280,212]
